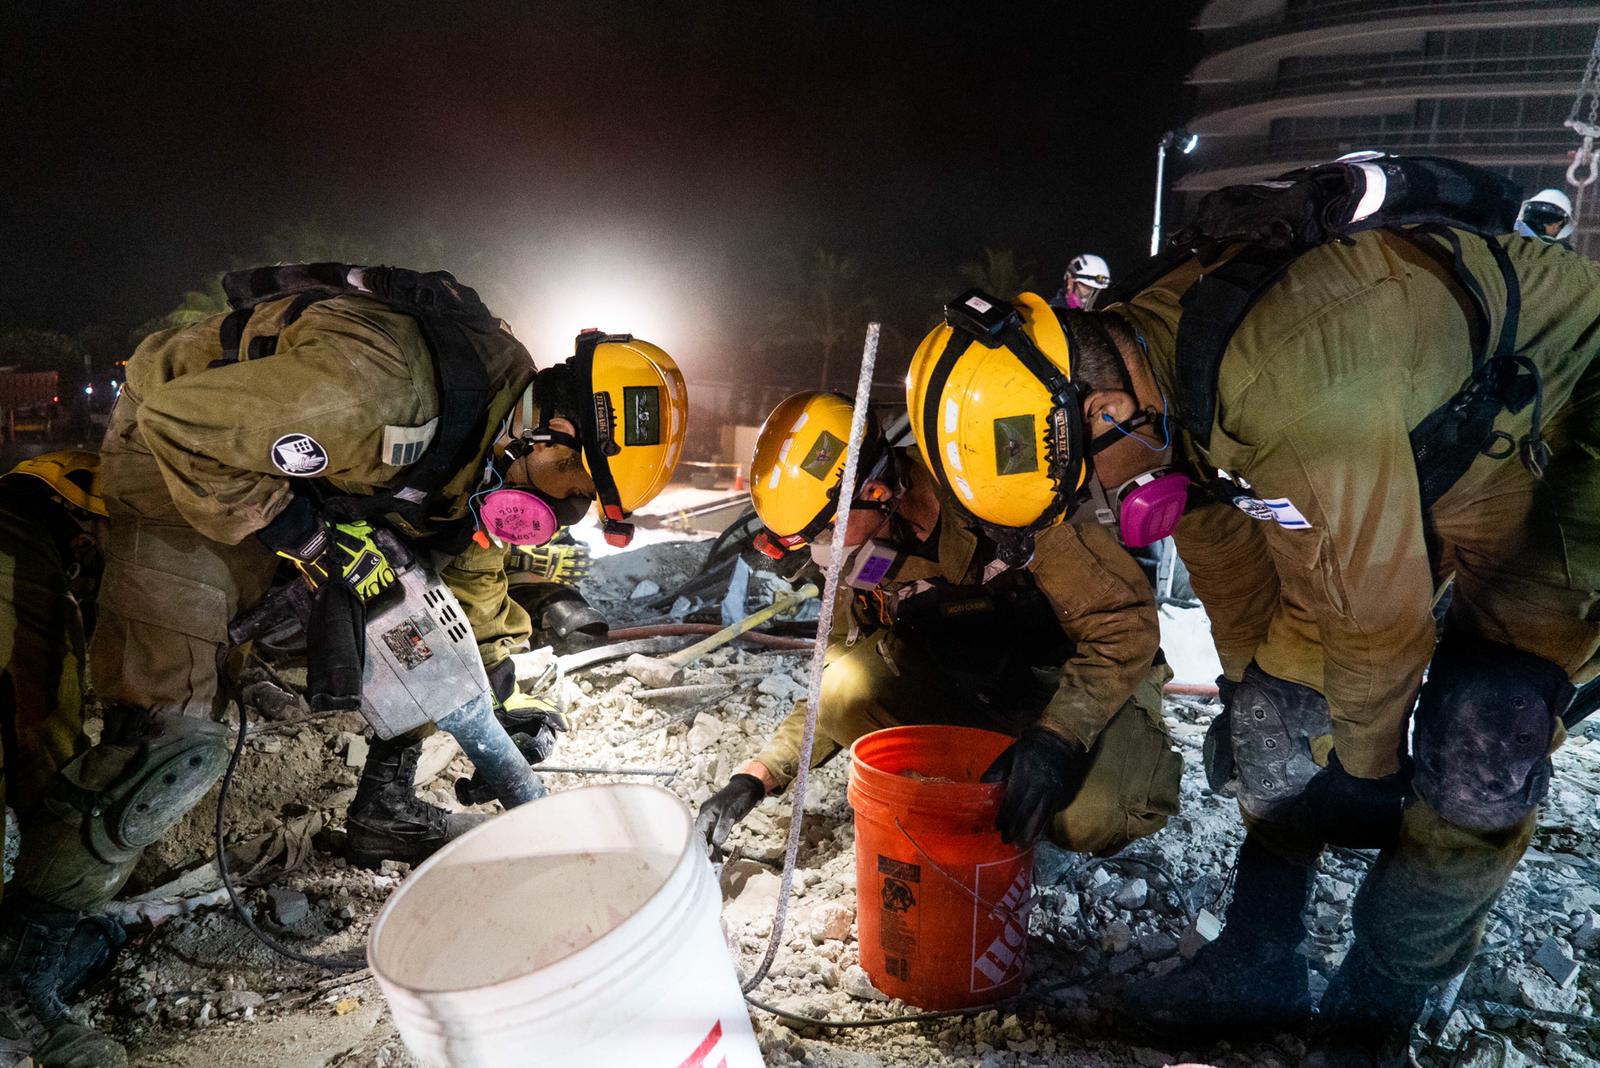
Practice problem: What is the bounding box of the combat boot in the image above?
[0,895,126,1068]
[1303,943,1431,1068]
[1119,835,1315,1041]
[345,735,487,869]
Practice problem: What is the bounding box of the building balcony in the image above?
[1193,55,1591,133]
[1174,126,1576,191]
[1194,0,1595,84]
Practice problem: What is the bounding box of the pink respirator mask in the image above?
[476,488,562,548]
[1112,468,1191,547]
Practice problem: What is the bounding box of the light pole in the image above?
[1150,128,1199,256]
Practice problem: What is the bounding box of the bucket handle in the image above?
[893,817,1036,925]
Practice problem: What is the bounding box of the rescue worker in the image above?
[5,264,685,1066]
[1515,187,1575,246]
[1051,253,1112,311]
[0,452,126,1067]
[694,390,1181,860]
[906,155,1599,1067]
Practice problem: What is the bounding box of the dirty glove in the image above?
[694,774,766,856]
[258,494,397,601]
[982,726,1093,847]
[1174,164,1361,252]
[1202,674,1239,795]
[513,535,592,584]
[497,688,572,736]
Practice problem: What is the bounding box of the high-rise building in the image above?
[1180,1,1600,248]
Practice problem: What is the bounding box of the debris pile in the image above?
[61,539,1600,1067]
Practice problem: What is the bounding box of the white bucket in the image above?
[368,783,764,1067]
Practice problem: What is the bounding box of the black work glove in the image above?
[981,726,1094,847]
[1174,164,1361,252]
[1288,750,1411,851]
[1203,673,1239,795]
[693,774,766,856]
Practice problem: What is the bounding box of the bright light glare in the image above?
[1182,132,1200,155]
[514,271,686,366]
[83,385,93,395]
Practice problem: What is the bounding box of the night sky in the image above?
[3,2,1202,381]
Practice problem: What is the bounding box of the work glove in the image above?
[257,494,398,601]
[694,774,766,856]
[982,726,1094,847]
[1174,164,1361,252]
[512,535,592,585]
[1202,674,1240,795]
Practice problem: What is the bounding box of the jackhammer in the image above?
[218,529,545,970]
[229,528,545,810]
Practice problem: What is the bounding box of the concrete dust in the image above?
[73,538,1600,1067]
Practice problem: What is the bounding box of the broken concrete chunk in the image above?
[687,712,724,753]
[629,579,661,601]
[1533,936,1579,988]
[1099,920,1133,955]
[267,888,309,927]
[1570,911,1600,952]
[341,733,369,769]
[842,964,889,1002]
[218,990,264,1015]
[1179,909,1223,960]
[1114,877,1149,910]
[812,901,853,942]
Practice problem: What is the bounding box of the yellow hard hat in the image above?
[2,450,106,517]
[906,289,1086,532]
[530,331,687,545]
[749,392,891,551]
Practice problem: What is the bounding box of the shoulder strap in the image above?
[215,263,509,536]
[1172,246,1301,444]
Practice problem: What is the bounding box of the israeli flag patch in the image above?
[1234,495,1313,530]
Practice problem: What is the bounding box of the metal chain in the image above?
[1565,23,1600,232]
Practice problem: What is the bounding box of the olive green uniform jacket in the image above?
[1116,231,1600,780]
[92,295,537,717]
[753,454,1180,855]
[1113,230,1600,983]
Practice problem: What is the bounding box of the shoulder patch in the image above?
[271,433,329,477]
[381,418,439,467]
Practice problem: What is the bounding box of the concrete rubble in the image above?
[63,538,1600,1067]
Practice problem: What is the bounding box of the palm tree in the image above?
[769,249,878,389]
[957,247,1037,301]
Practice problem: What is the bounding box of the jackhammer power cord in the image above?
[739,323,880,996]
[216,689,367,971]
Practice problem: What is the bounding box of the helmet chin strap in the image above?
[527,348,635,546]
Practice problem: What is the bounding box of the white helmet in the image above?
[1067,253,1112,289]
[1519,188,1575,241]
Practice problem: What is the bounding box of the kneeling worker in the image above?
[695,389,1181,856]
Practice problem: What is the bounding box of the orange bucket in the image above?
[846,725,1033,1010]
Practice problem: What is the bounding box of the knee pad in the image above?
[1414,634,1572,832]
[60,714,233,864]
[1230,663,1332,822]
